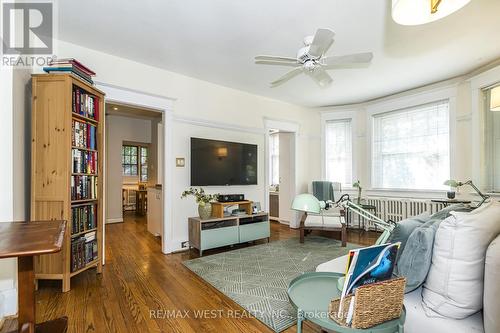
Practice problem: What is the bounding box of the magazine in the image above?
[338,242,401,320]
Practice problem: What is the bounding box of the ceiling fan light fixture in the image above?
[392,0,471,26]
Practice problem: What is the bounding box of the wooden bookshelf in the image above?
[31,73,104,292]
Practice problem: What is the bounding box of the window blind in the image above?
[325,119,352,187]
[372,100,450,190]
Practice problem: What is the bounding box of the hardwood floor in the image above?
[1,213,378,333]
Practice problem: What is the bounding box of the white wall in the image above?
[45,40,321,249]
[0,66,32,322]
[0,66,17,323]
[106,115,152,222]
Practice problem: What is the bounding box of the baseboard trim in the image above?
[106,218,123,224]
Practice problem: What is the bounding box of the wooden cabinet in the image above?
[270,192,279,219]
[31,74,104,292]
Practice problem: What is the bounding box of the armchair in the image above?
[293,181,347,246]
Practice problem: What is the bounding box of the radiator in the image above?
[348,197,445,230]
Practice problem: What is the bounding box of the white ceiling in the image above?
[58,0,500,107]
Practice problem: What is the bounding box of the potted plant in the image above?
[352,180,363,205]
[181,187,219,220]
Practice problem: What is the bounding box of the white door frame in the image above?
[96,82,176,258]
[263,118,300,228]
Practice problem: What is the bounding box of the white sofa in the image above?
[316,233,500,333]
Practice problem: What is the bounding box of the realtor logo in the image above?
[2,2,53,54]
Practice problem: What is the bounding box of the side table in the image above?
[0,220,68,333]
[287,272,405,333]
[346,204,377,231]
[430,199,471,207]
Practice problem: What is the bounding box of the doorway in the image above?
[105,103,163,239]
[96,82,174,258]
[264,119,299,228]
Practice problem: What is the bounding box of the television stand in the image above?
[211,200,253,218]
[188,212,269,256]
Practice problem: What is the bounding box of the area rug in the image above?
[183,236,358,332]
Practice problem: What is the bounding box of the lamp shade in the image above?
[443,179,460,187]
[491,86,500,112]
[291,194,321,214]
[392,0,471,26]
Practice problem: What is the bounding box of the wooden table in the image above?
[210,200,253,218]
[0,220,68,333]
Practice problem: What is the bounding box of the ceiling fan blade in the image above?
[255,55,297,63]
[308,68,333,87]
[270,67,303,87]
[308,28,335,58]
[321,52,373,67]
[255,60,301,67]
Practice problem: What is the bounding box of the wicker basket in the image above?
[328,277,406,329]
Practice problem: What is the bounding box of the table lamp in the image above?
[443,179,489,207]
[291,193,395,245]
[292,193,396,291]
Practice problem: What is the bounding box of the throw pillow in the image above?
[429,203,471,220]
[484,235,500,333]
[395,216,441,293]
[422,201,500,319]
[387,212,430,254]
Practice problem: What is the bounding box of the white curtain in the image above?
[372,100,450,190]
[325,119,352,187]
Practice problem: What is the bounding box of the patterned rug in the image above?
[183,236,358,332]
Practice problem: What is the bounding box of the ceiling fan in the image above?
[255,28,373,88]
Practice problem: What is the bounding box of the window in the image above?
[372,100,450,190]
[325,119,352,187]
[122,145,138,176]
[484,86,500,192]
[269,133,279,185]
[122,144,148,181]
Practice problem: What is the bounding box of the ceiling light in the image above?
[491,86,500,112]
[392,0,471,26]
[113,106,118,111]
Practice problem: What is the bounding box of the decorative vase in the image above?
[198,203,212,220]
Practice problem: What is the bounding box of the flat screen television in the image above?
[190,137,257,186]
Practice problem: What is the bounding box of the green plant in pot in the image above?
[181,187,219,220]
[352,180,363,205]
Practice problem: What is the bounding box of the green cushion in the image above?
[387,212,430,253]
[396,217,442,293]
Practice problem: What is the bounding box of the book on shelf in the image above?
[71,175,98,201]
[72,86,100,120]
[72,119,97,150]
[72,149,98,174]
[71,231,98,272]
[43,58,96,85]
[71,204,97,235]
[338,242,401,325]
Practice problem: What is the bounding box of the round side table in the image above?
[287,272,406,333]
